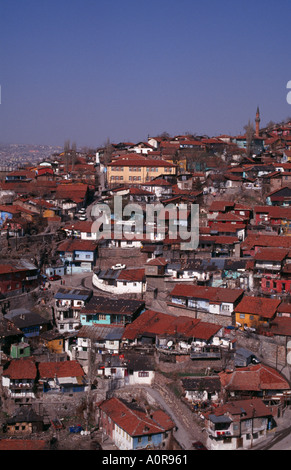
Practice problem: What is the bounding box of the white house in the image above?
[92,267,146,295]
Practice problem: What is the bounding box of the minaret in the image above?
[255,106,260,137]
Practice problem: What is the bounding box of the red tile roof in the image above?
[3,358,37,380]
[235,296,281,318]
[38,360,84,379]
[219,364,290,392]
[123,309,200,341]
[0,439,47,450]
[170,284,244,304]
[269,316,291,336]
[122,309,221,342]
[117,268,145,282]
[208,201,235,212]
[210,222,246,233]
[254,247,290,262]
[99,397,175,436]
[204,398,272,421]
[109,155,176,168]
[241,234,291,251]
[57,239,98,252]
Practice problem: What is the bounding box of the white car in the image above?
[79,215,87,221]
[78,208,86,214]
[111,264,126,270]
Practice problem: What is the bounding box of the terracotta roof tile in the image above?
[3,358,37,380]
[235,296,281,318]
[38,360,84,379]
[99,397,175,436]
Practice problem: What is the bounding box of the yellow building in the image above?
[235,296,281,330]
[107,154,176,186]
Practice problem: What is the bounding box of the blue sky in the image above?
[1,0,291,147]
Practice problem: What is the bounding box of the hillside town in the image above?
[2,110,291,451]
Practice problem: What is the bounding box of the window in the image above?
[240,313,245,319]
[222,304,230,311]
[138,371,149,377]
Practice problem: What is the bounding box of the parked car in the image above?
[78,208,86,214]
[49,275,62,281]
[78,215,87,221]
[111,264,126,270]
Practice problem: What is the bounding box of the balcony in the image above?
[190,346,221,360]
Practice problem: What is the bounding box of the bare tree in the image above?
[64,140,70,174]
[244,120,255,157]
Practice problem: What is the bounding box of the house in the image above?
[61,220,97,240]
[97,396,175,450]
[218,363,291,406]
[2,357,37,403]
[234,347,260,368]
[38,360,87,394]
[122,309,229,359]
[165,259,213,284]
[92,267,146,296]
[53,287,93,333]
[266,186,291,206]
[209,222,246,242]
[141,178,173,199]
[241,234,291,257]
[181,376,221,407]
[4,308,51,338]
[0,317,23,358]
[122,309,200,348]
[208,201,235,220]
[189,321,227,360]
[79,295,145,326]
[168,284,244,326]
[203,398,272,450]
[56,239,99,273]
[128,186,156,204]
[13,197,60,218]
[107,154,176,186]
[10,341,30,359]
[234,296,281,331]
[53,183,91,216]
[254,205,291,232]
[0,261,39,297]
[252,247,291,293]
[40,329,68,356]
[4,407,44,435]
[73,324,125,363]
[145,257,168,277]
[97,352,155,386]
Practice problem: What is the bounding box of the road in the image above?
[142,385,205,450]
[252,408,291,451]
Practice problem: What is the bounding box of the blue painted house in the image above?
[56,239,98,273]
[4,309,50,338]
[0,205,20,227]
[99,396,175,450]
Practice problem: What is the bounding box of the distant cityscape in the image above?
[0,143,62,170]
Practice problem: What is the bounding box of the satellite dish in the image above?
[167,341,173,347]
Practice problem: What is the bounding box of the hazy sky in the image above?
[1,0,291,148]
